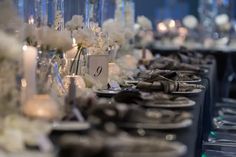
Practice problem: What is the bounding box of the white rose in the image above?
[137,16,152,30]
[215,14,231,31]
[183,15,198,29]
[0,31,21,61]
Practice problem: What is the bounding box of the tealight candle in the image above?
[28,16,34,24]
[22,94,60,120]
[168,19,176,31]
[157,22,168,33]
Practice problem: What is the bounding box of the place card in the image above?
[87,55,108,87]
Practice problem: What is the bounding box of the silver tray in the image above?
[172,88,202,94]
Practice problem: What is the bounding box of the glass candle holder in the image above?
[21,46,62,120]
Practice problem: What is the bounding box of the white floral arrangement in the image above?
[65,15,84,32]
[66,15,110,55]
[182,15,198,29]
[0,115,51,153]
[102,19,125,47]
[137,16,153,31]
[0,31,22,116]
[103,18,136,56]
[37,26,72,52]
[22,24,73,52]
[215,14,231,31]
[0,0,22,33]
[135,16,154,47]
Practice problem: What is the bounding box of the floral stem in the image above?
[70,45,82,74]
[76,47,83,75]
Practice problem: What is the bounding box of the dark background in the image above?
[15,0,236,25]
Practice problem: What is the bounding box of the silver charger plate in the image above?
[52,122,90,131]
[0,151,53,157]
[176,78,202,83]
[96,89,120,97]
[143,100,196,108]
[172,88,202,94]
[118,119,192,130]
[124,80,139,85]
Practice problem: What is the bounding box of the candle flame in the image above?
[23,45,28,51]
[72,38,77,47]
[157,22,168,33]
[21,79,27,88]
[168,20,176,29]
[28,16,34,24]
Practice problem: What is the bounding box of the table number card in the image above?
[88,55,109,87]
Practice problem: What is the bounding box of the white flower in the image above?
[38,27,72,51]
[182,15,198,29]
[215,14,231,31]
[0,0,22,32]
[37,26,51,46]
[137,16,152,30]
[0,31,21,61]
[89,22,102,34]
[103,19,125,46]
[21,24,38,45]
[65,21,73,31]
[0,31,21,115]
[124,27,135,41]
[73,28,96,48]
[66,15,84,31]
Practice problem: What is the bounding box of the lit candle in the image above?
[157,22,168,33]
[22,45,37,102]
[28,15,34,24]
[168,19,176,31]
